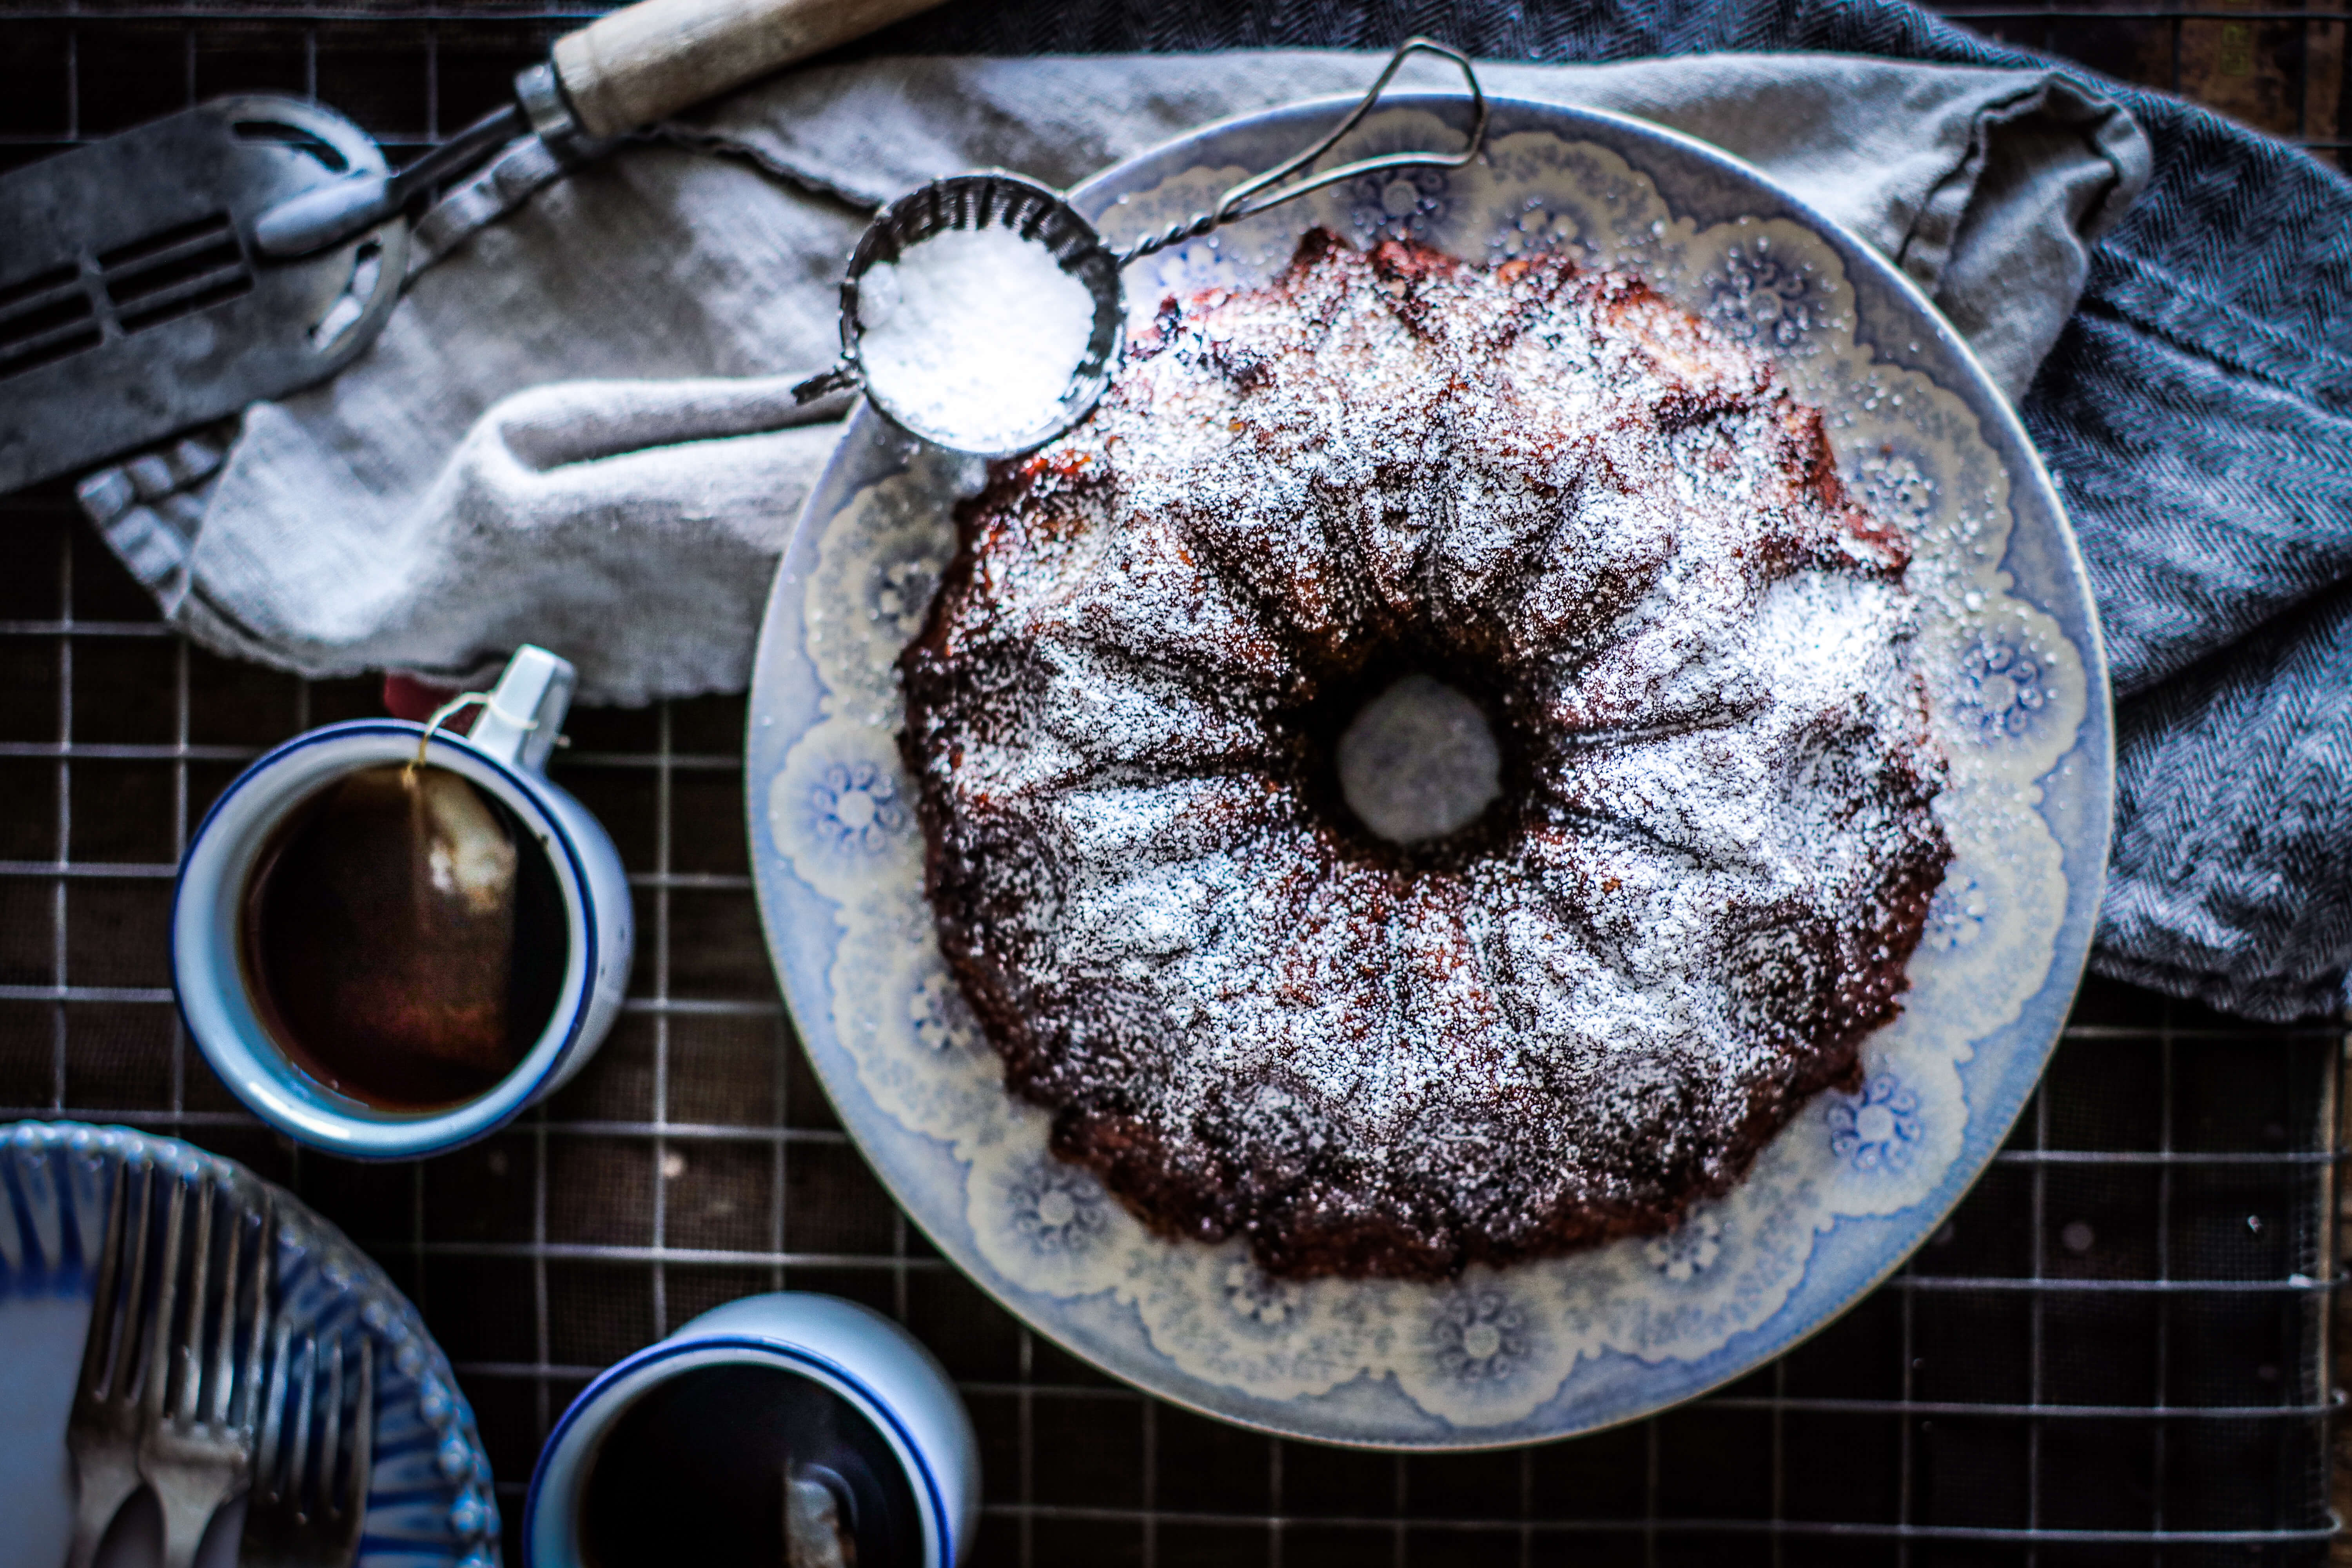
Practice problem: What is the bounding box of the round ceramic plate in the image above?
[0,1122,501,1566]
[746,94,2113,1447]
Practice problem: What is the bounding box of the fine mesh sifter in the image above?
[790,38,1490,456]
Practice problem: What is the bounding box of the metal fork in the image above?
[240,1321,374,1568]
[64,1155,160,1568]
[136,1175,273,1568]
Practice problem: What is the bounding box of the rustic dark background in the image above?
[2,0,2347,1561]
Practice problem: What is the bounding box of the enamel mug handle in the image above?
[550,0,946,140]
[470,645,575,775]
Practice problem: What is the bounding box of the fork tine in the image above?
[141,1170,189,1422]
[253,1313,294,1503]
[173,1176,216,1426]
[203,1201,237,1428]
[206,1189,256,1439]
[232,1200,274,1436]
[64,1156,153,1568]
[75,1157,131,1401]
[112,1160,157,1406]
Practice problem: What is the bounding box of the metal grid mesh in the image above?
[2,3,2348,1563]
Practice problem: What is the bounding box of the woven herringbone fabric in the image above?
[846,0,2352,1023]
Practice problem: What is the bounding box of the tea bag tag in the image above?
[470,645,576,774]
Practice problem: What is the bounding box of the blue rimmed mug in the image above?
[172,644,632,1158]
[525,1292,980,1567]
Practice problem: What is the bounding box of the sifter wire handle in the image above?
[1118,38,1490,267]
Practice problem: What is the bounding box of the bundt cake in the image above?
[899,230,1953,1281]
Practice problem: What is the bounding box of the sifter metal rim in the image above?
[836,170,1127,459]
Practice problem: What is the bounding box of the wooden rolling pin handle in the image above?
[551,0,943,140]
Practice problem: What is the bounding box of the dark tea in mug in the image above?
[240,762,568,1111]
[579,1363,925,1568]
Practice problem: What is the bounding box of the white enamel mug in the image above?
[525,1292,980,1567]
[172,645,632,1158]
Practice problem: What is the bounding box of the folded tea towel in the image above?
[88,49,2142,710]
[76,7,2352,1023]
[63,45,2185,1004]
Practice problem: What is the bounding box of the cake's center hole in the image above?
[1336,673,1503,845]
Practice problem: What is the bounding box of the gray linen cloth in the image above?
[86,51,2146,708]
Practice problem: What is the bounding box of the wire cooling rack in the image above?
[3,2,2349,1563]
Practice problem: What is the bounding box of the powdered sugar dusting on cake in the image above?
[901,231,1953,1280]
